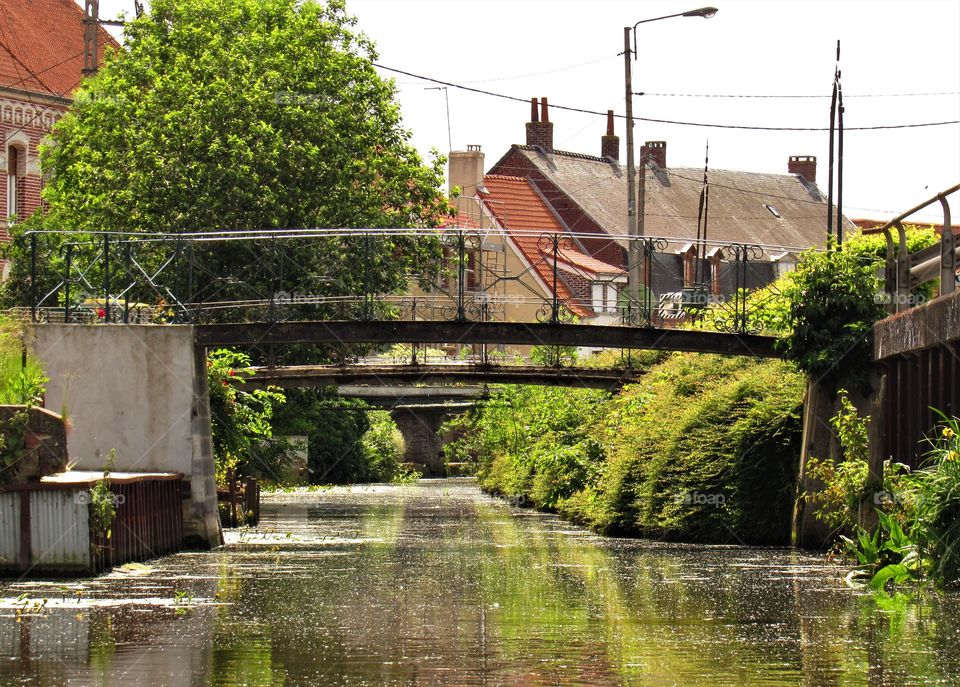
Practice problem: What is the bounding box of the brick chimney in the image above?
[788,155,817,183]
[448,145,485,226]
[525,97,553,151]
[640,140,666,168]
[601,110,619,161]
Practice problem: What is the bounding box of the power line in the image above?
[642,90,960,99]
[375,63,960,132]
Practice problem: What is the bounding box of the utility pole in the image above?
[82,0,130,77]
[622,7,718,306]
[82,0,99,76]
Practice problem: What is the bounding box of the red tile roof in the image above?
[0,0,117,97]
[482,174,622,318]
[556,248,624,275]
[439,214,480,230]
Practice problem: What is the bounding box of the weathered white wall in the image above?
[29,324,221,548]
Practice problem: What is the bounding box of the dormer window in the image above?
[764,204,782,219]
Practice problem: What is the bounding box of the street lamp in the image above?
[624,6,717,306]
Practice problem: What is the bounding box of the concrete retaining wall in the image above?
[28,325,221,548]
[875,288,960,361]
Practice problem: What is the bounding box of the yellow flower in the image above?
[947,451,959,462]
[943,427,956,439]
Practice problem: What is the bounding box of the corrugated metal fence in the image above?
[1,473,184,577]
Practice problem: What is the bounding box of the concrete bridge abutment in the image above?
[28,324,222,549]
[390,407,450,476]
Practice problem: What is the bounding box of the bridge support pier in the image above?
[390,408,449,476]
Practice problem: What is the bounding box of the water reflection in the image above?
[1,478,958,685]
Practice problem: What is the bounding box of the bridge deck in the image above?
[196,321,780,358]
[247,364,642,390]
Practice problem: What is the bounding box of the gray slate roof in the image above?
[505,146,856,252]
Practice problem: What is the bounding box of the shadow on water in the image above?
[1,478,959,686]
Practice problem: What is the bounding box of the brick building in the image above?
[0,0,115,257]
[485,97,855,300]
[433,146,625,325]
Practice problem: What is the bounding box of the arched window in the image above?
[6,146,18,221]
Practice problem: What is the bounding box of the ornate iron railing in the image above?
[20,227,804,336]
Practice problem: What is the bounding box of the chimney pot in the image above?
[525,95,554,150]
[601,110,620,161]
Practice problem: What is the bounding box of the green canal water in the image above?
[1,478,959,686]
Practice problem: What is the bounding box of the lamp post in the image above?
[624,6,717,306]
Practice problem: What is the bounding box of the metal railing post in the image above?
[64,244,73,323]
[103,233,111,323]
[940,194,955,296]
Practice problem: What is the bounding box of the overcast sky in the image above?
[91,0,960,223]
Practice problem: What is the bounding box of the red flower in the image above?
[228,370,235,376]
[221,380,229,387]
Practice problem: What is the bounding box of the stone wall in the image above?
[0,405,67,482]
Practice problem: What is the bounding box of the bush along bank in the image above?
[445,352,805,545]
[807,397,960,590]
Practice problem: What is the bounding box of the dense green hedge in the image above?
[447,353,805,545]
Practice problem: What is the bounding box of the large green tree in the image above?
[6,0,445,315]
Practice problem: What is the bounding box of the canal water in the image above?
[1,478,959,686]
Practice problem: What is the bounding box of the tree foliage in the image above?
[3,0,447,311]
[776,241,886,392]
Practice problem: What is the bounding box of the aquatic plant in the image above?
[840,411,960,590]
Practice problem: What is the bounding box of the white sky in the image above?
[92,0,960,223]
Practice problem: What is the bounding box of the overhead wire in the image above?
[642,90,960,99]
[374,63,960,131]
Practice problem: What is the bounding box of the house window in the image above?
[591,282,619,313]
[605,284,619,313]
[466,250,480,290]
[6,146,18,221]
[764,204,782,219]
[591,282,603,312]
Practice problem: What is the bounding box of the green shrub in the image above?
[909,414,960,587]
[362,410,418,484]
[458,353,805,545]
[777,242,885,392]
[595,354,804,544]
[207,349,286,484]
[805,390,874,532]
[0,317,46,406]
